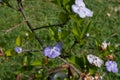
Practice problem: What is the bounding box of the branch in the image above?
[2,20,26,35]
[33,18,70,30]
[23,49,42,53]
[17,1,44,49]
[58,57,81,76]
[2,2,19,11]
[46,64,69,75]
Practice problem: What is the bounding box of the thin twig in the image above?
[58,57,81,76]
[107,33,118,40]
[17,1,44,49]
[46,64,69,75]
[2,20,26,34]
[33,18,70,30]
[5,2,19,11]
[23,49,42,53]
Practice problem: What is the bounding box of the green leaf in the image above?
[63,0,70,6]
[116,73,120,77]
[5,49,12,56]
[58,29,62,40]
[61,30,70,39]
[59,12,68,22]
[89,68,96,75]
[95,40,99,47]
[72,23,80,41]
[48,28,56,41]
[15,35,21,46]
[63,0,74,12]
[65,5,71,12]
[70,15,78,23]
[82,54,87,66]
[23,56,28,64]
[79,21,91,40]
[31,61,42,66]
[70,14,83,23]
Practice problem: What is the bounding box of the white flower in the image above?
[105,60,118,73]
[87,54,104,67]
[25,33,29,37]
[85,33,90,37]
[100,41,110,51]
[102,41,107,48]
[72,0,93,18]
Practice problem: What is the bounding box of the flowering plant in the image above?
[72,0,93,18]
[105,60,118,73]
[43,42,62,58]
[0,0,119,79]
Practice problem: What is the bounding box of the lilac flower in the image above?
[14,46,22,54]
[43,42,62,58]
[54,42,62,51]
[43,47,52,56]
[72,0,93,18]
[105,60,118,73]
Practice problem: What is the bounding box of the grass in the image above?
[0,0,120,79]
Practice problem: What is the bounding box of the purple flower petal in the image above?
[105,60,112,66]
[75,0,85,7]
[54,42,62,51]
[71,0,93,18]
[48,49,60,58]
[43,47,52,56]
[14,47,22,53]
[72,5,80,14]
[78,7,87,18]
[111,61,118,73]
[43,42,62,58]
[105,60,118,73]
[106,66,112,72]
[83,7,93,17]
[112,66,118,73]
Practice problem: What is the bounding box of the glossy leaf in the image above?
[5,49,12,56]
[15,35,21,46]
[31,61,42,66]
[23,56,28,65]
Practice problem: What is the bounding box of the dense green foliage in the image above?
[0,0,120,80]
